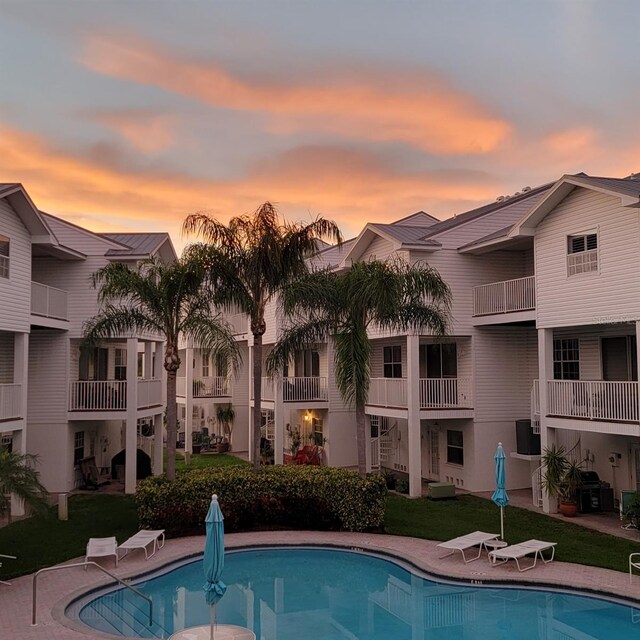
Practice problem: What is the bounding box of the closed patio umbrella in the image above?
[203,494,226,640]
[491,443,509,541]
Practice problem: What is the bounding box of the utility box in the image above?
[428,482,455,500]
[516,419,540,455]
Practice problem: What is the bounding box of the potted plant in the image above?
[192,431,204,455]
[541,445,582,517]
[289,427,301,458]
[216,405,235,451]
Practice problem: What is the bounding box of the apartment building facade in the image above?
[0,183,172,507]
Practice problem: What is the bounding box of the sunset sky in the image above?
[1,1,638,251]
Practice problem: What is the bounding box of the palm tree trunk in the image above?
[252,334,262,471]
[166,370,177,480]
[356,400,367,477]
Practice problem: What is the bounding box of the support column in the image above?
[248,344,255,463]
[11,333,29,516]
[125,337,138,495]
[155,341,165,400]
[365,414,372,473]
[184,347,194,454]
[153,413,163,476]
[538,328,556,513]
[274,377,284,464]
[407,334,422,497]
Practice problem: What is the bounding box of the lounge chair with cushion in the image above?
[85,537,118,568]
[436,531,500,563]
[0,553,16,586]
[118,529,166,560]
[629,553,640,583]
[489,539,556,572]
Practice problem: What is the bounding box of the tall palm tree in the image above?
[0,450,49,518]
[83,256,239,480]
[266,259,452,476]
[183,202,342,469]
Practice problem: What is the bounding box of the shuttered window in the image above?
[0,234,9,279]
[567,233,598,275]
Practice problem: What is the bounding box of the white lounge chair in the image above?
[489,539,556,572]
[118,529,165,560]
[85,537,118,569]
[437,531,500,563]
[0,553,16,586]
[629,553,640,583]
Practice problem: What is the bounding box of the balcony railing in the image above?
[547,380,639,422]
[31,282,68,320]
[419,378,472,408]
[0,384,22,421]
[251,377,275,402]
[473,276,535,316]
[70,381,127,411]
[283,377,328,402]
[137,379,163,409]
[368,378,407,408]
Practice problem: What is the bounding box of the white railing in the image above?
[137,379,162,409]
[473,275,535,316]
[370,437,380,469]
[419,378,472,408]
[0,384,22,420]
[31,281,68,320]
[368,378,407,408]
[283,377,328,402]
[547,380,640,422]
[69,381,127,411]
[531,380,540,433]
[227,313,248,335]
[193,376,230,397]
[532,465,543,508]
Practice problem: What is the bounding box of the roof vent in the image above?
[522,186,532,192]
[513,191,521,197]
[503,194,512,200]
[496,195,505,202]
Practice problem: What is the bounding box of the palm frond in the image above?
[0,451,49,517]
[333,323,371,408]
[83,306,163,348]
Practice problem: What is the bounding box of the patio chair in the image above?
[85,537,118,568]
[488,539,556,572]
[436,531,500,563]
[630,554,640,584]
[78,456,110,490]
[118,529,166,560]
[0,553,16,586]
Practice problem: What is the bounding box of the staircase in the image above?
[370,418,398,470]
[532,465,543,508]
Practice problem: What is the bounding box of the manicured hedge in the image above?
[136,465,387,536]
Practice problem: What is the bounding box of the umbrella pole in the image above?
[500,506,504,541]
[210,603,215,640]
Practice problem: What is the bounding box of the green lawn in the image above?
[384,494,639,573]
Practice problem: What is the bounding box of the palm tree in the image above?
[266,259,452,476]
[0,450,49,519]
[183,202,342,469]
[83,256,240,481]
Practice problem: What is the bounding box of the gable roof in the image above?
[0,183,55,240]
[40,211,129,250]
[392,211,440,226]
[102,233,171,256]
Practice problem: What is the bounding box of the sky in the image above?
[1,0,639,252]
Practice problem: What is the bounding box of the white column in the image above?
[184,347,194,454]
[153,413,163,476]
[274,377,284,464]
[144,341,153,379]
[538,328,556,513]
[125,337,138,494]
[248,345,255,463]
[365,414,372,473]
[155,341,165,401]
[407,334,422,497]
[11,333,28,516]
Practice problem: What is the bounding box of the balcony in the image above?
[420,378,472,408]
[69,379,163,412]
[0,384,22,421]
[368,378,407,408]
[283,377,328,402]
[31,281,68,321]
[547,380,639,423]
[177,376,231,398]
[473,276,535,317]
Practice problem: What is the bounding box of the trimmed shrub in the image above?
[136,465,387,537]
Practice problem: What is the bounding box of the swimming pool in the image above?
[70,547,640,639]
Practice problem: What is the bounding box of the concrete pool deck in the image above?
[4,530,640,639]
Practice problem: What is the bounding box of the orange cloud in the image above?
[80,33,511,155]
[86,109,177,154]
[0,123,501,250]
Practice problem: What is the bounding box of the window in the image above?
[73,431,85,466]
[0,234,8,278]
[1,434,12,453]
[422,343,457,378]
[312,417,324,445]
[567,232,598,275]
[114,348,127,381]
[383,345,402,378]
[137,353,144,378]
[446,430,464,465]
[215,352,228,378]
[295,349,319,377]
[553,338,580,380]
[202,352,210,377]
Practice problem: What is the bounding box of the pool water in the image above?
[76,547,640,639]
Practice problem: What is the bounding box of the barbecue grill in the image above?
[577,470,614,513]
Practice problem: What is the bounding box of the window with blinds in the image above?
[0,234,9,279]
[567,233,598,275]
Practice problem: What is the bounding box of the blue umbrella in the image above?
[203,494,226,640]
[491,443,509,541]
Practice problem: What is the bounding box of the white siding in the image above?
[535,188,640,328]
[27,331,69,423]
[0,199,32,332]
[359,235,396,262]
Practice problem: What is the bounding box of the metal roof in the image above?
[102,233,169,256]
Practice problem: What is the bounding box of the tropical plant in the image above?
[183,201,342,469]
[0,450,49,518]
[541,444,583,504]
[215,404,235,446]
[288,426,302,457]
[83,256,240,481]
[266,258,451,476]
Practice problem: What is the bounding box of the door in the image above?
[602,336,637,381]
